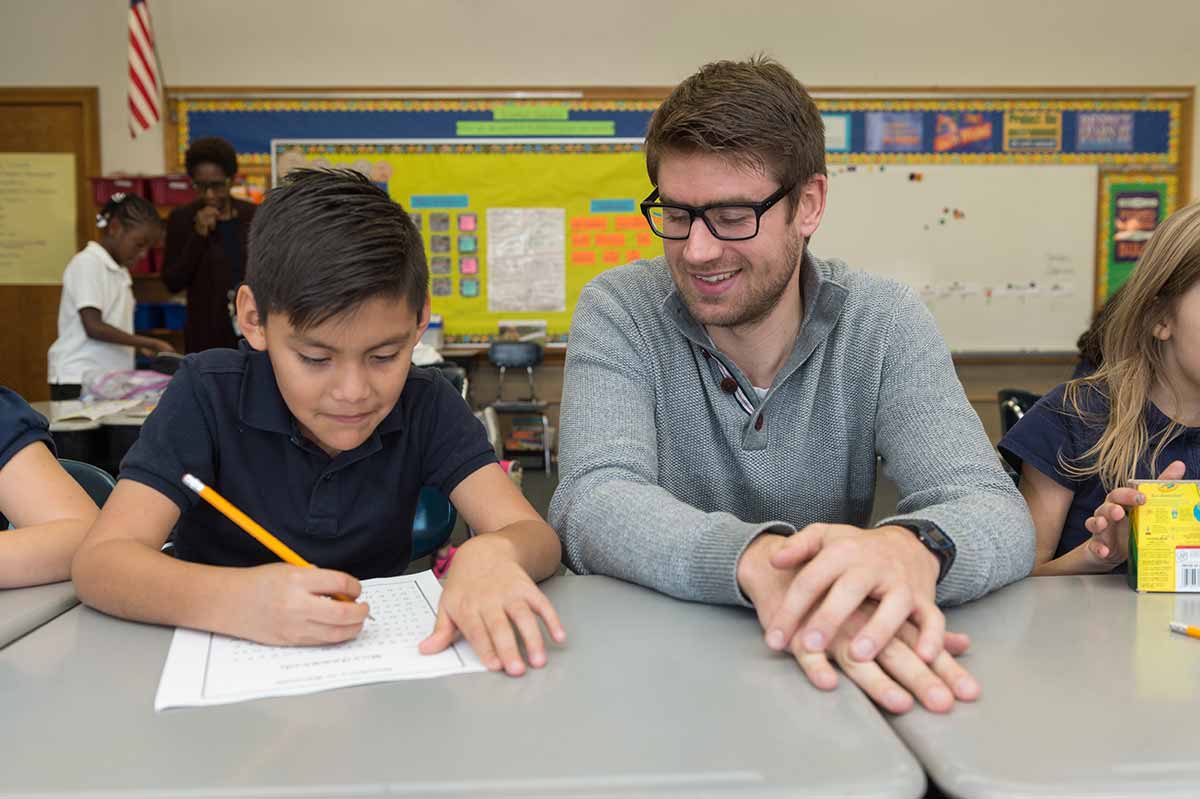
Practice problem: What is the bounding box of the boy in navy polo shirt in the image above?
[72,170,564,677]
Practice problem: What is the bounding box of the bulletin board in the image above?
[271,138,654,338]
[166,87,1193,352]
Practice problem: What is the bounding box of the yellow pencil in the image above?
[1168,621,1200,641]
[181,473,360,607]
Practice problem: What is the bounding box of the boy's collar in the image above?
[237,341,406,439]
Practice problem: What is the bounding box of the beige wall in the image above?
[0,0,1197,198]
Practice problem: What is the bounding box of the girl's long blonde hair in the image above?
[1062,201,1200,490]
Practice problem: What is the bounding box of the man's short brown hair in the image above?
[645,56,826,210]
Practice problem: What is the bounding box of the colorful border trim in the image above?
[174,96,1184,170]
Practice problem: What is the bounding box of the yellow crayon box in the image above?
[1128,480,1200,592]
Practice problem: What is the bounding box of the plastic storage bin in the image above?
[161,303,187,330]
[148,175,196,205]
[134,303,163,331]
[90,176,146,206]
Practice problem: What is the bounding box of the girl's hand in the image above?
[137,337,176,357]
[1084,460,1185,565]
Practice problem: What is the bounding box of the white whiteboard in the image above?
[813,164,1097,353]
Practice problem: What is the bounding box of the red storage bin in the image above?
[129,254,153,275]
[90,176,146,206]
[148,174,196,206]
[129,247,158,276]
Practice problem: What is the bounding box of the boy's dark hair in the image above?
[97,193,160,231]
[185,136,239,178]
[246,168,428,330]
[645,55,826,215]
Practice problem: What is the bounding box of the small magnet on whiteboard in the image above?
[909,172,923,181]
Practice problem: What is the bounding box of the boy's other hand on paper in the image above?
[419,535,565,677]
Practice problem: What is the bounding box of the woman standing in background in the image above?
[162,136,257,353]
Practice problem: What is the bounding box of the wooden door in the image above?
[0,88,100,401]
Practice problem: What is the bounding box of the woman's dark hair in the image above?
[185,136,238,178]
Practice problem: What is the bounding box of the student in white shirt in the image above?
[47,194,175,400]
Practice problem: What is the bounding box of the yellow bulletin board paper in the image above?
[0,153,77,285]
[274,142,659,339]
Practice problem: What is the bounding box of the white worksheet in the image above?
[154,571,484,710]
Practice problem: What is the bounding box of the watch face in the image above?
[904,522,955,581]
[919,523,952,551]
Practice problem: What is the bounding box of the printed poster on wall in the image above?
[933,112,995,153]
[865,112,923,153]
[1003,110,1062,152]
[1112,191,1160,262]
[0,153,77,285]
[1099,174,1177,302]
[1077,112,1135,152]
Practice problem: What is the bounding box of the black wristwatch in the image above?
[895,520,956,583]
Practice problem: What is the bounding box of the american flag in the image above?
[127,0,161,138]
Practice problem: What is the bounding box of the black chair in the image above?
[428,362,468,402]
[487,341,551,472]
[59,459,117,507]
[997,388,1042,436]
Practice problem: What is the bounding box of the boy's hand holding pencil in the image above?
[234,562,369,646]
[182,473,372,646]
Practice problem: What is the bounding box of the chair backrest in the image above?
[997,389,1043,435]
[487,341,543,369]
[428,363,468,400]
[59,458,117,507]
[411,487,457,561]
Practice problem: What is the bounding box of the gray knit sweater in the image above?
[549,253,1035,608]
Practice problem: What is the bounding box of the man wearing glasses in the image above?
[162,136,257,353]
[550,57,1034,714]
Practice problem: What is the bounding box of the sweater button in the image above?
[720,377,738,393]
[755,414,764,431]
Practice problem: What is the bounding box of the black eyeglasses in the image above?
[192,178,231,194]
[640,183,794,241]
